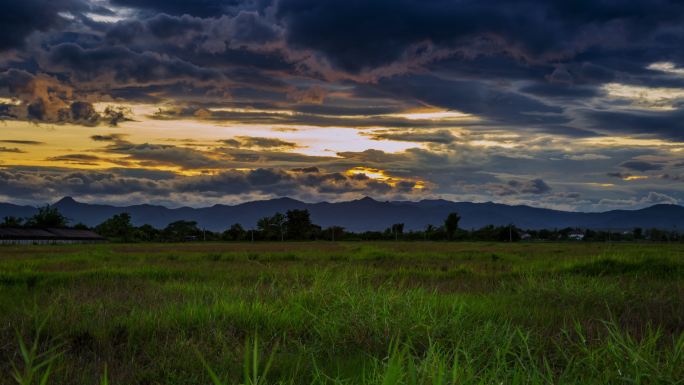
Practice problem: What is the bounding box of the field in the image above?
[0,242,683,385]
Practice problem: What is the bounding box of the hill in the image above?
[1,197,683,231]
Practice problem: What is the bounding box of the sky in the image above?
[1,0,684,210]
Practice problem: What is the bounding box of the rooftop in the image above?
[0,227,105,240]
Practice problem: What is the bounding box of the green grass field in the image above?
[1,242,683,384]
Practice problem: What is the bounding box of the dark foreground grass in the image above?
[0,242,683,384]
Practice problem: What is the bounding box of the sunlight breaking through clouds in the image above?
[603,83,684,110]
[1,0,684,209]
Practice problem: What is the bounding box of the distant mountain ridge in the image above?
[1,196,683,232]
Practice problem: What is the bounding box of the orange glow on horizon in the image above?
[345,166,426,190]
[623,175,649,181]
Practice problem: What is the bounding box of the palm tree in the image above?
[425,224,435,240]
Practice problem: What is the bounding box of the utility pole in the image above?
[509,224,512,243]
[331,228,335,242]
[251,230,254,242]
[675,225,678,243]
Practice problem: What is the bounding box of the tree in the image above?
[497,225,520,242]
[272,213,286,241]
[444,212,461,240]
[96,213,135,241]
[424,224,435,240]
[162,220,201,242]
[325,226,345,241]
[285,209,313,240]
[257,216,274,240]
[136,224,160,242]
[1,216,24,227]
[25,205,69,228]
[257,212,285,241]
[390,223,404,240]
[223,223,246,241]
[633,227,643,240]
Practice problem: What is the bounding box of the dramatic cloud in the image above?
[0,147,25,153]
[46,154,104,165]
[109,0,249,18]
[365,129,457,144]
[1,0,683,209]
[91,134,128,142]
[486,179,552,196]
[0,165,428,205]
[102,142,225,169]
[0,69,132,125]
[222,136,300,149]
[0,0,88,51]
[41,43,224,87]
[0,140,44,145]
[620,160,664,172]
[276,0,684,74]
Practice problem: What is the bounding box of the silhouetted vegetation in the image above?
[24,205,70,228]
[0,216,24,227]
[84,208,684,243]
[4,206,684,243]
[95,213,135,242]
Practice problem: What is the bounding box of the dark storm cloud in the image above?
[175,167,416,197]
[221,136,300,149]
[0,140,44,145]
[0,162,426,202]
[0,69,132,126]
[2,0,683,140]
[0,147,25,153]
[105,14,200,44]
[41,43,223,86]
[134,14,203,40]
[276,0,684,73]
[240,137,299,149]
[69,101,100,126]
[102,141,225,169]
[0,168,170,198]
[486,178,552,196]
[291,166,319,173]
[662,173,684,182]
[151,105,475,129]
[46,154,104,165]
[0,104,15,119]
[2,0,684,209]
[0,0,89,51]
[620,160,664,172]
[517,179,552,194]
[583,108,684,140]
[104,11,281,55]
[358,74,575,132]
[607,172,632,179]
[109,0,262,18]
[518,83,602,99]
[90,134,128,142]
[291,104,404,116]
[365,130,457,144]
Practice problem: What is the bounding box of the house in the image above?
[568,230,585,241]
[0,228,106,245]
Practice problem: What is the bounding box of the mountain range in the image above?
[1,197,683,232]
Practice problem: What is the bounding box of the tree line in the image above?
[2,206,681,242]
